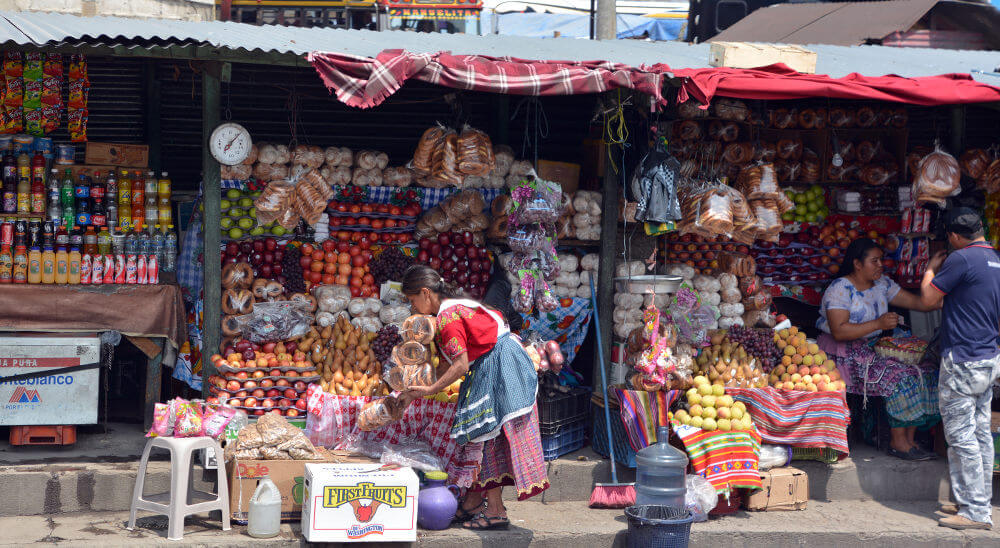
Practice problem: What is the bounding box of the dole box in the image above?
[302,462,419,542]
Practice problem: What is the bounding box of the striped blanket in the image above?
[672,422,763,495]
[612,388,680,450]
[726,387,851,456]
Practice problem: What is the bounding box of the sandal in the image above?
[463,513,510,530]
[453,500,486,524]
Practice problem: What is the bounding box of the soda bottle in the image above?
[0,245,11,283]
[14,219,26,248]
[91,171,106,226]
[42,221,54,249]
[69,226,83,251]
[164,224,177,273]
[97,224,112,255]
[69,246,81,284]
[47,171,61,223]
[31,151,45,183]
[151,225,165,267]
[1,152,15,214]
[40,245,55,284]
[75,174,91,226]
[83,252,94,284]
[136,251,147,284]
[118,169,131,206]
[30,176,45,214]
[157,172,172,202]
[12,244,27,283]
[147,252,159,284]
[124,253,136,284]
[16,176,29,213]
[83,226,98,256]
[60,169,74,227]
[55,245,68,284]
[27,246,42,284]
[16,152,29,180]
[0,221,11,247]
[105,171,118,227]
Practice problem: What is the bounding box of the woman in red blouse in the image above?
[399,265,549,530]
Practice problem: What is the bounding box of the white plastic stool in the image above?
[128,436,231,540]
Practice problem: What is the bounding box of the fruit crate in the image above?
[538,386,592,424]
[541,417,587,461]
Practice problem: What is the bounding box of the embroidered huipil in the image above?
[436,301,501,363]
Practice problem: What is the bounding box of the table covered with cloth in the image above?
[726,387,851,456]
[304,388,480,488]
[0,283,187,349]
[671,422,763,495]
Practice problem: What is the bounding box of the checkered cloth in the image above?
[363,185,503,212]
[304,386,478,487]
[308,50,671,109]
[520,296,592,368]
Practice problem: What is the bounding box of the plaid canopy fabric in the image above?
[308,49,672,109]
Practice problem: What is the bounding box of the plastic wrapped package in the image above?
[615,261,646,278]
[719,302,745,318]
[321,166,352,186]
[692,274,721,293]
[721,287,742,304]
[759,445,792,471]
[379,303,411,326]
[685,474,719,523]
[392,341,428,366]
[769,108,795,129]
[581,254,599,272]
[402,362,436,387]
[358,398,400,431]
[961,149,990,180]
[401,314,436,343]
[240,301,315,342]
[718,272,738,290]
[380,439,446,472]
[350,316,382,332]
[697,188,734,235]
[292,145,325,168]
[702,291,721,307]
[493,145,514,177]
[324,146,353,167]
[744,290,772,311]
[914,146,961,207]
[314,284,352,313]
[456,126,495,177]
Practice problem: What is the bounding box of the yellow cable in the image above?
[603,90,629,173]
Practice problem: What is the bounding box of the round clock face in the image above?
[209,122,252,166]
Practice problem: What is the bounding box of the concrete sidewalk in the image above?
[2,500,996,547]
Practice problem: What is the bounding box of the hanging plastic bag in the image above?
[686,474,719,522]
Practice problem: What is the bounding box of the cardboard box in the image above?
[226,454,377,524]
[709,42,817,74]
[85,142,149,167]
[743,466,808,511]
[302,463,419,543]
[65,164,118,179]
[537,160,581,193]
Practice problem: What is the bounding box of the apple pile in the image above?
[673,376,754,432]
[298,241,377,296]
[754,225,844,283]
[416,231,493,298]
[770,326,845,392]
[205,340,315,417]
[664,233,752,273]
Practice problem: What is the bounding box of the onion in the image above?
[545,340,561,357]
[549,352,565,366]
[539,357,550,371]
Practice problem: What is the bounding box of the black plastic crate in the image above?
[538,386,592,424]
[539,412,590,437]
[541,418,587,461]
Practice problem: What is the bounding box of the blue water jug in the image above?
[635,426,689,508]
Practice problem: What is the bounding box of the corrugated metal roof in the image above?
[0,9,997,84]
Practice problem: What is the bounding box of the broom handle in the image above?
[590,275,619,484]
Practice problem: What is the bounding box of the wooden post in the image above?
[201,62,222,398]
[596,141,617,388]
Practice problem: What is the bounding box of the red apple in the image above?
[283,388,297,399]
[279,398,292,408]
[244,397,258,407]
[295,399,307,410]
[235,390,248,398]
[243,380,258,390]
[261,399,275,409]
[286,409,300,417]
[228,398,242,406]
[226,380,241,392]
[276,379,290,387]
[293,381,307,391]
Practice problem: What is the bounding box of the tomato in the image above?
[336,241,349,253]
[376,204,389,213]
[344,217,357,226]
[362,234,375,246]
[350,285,362,297]
[308,271,323,284]
[338,264,352,276]
[335,274,349,285]
[323,262,337,274]
[372,219,385,230]
[329,217,342,227]
[351,266,364,278]
[299,256,312,269]
[337,230,350,241]
[363,273,375,285]
[351,255,365,267]
[349,205,361,214]
[337,253,351,265]
[350,276,363,288]
[389,206,402,216]
[335,203,348,212]
[321,240,336,253]
[301,243,314,256]
[310,261,325,272]
[361,204,374,213]
[397,233,412,244]
[349,246,361,257]
[350,232,362,242]
[322,274,336,285]
[358,217,371,226]
[385,218,398,228]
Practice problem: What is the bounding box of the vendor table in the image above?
[0,284,187,429]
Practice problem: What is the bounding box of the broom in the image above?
[588,275,636,508]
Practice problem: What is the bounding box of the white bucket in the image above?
[247,476,282,538]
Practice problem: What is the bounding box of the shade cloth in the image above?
[308,49,671,109]
[673,64,1000,107]
[0,284,187,349]
[726,387,851,456]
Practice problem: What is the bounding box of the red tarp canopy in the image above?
[308,50,673,109]
[670,64,1000,107]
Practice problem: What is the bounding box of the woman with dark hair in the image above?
[398,264,548,530]
[816,238,941,460]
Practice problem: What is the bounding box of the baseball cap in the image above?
[944,207,983,234]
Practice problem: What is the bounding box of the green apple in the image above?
[271,226,287,236]
[226,189,241,200]
[228,207,245,218]
[249,226,265,236]
[237,217,255,230]
[227,227,244,239]
[238,197,254,208]
[220,199,232,210]
[220,217,234,230]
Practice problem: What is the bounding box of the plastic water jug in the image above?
[635,426,688,508]
[248,476,281,538]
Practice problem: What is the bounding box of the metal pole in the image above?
[201,62,222,398]
[590,0,595,40]
[595,0,616,40]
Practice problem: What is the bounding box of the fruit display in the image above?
[371,324,403,364]
[205,340,314,417]
[769,326,844,392]
[781,185,829,224]
[326,186,420,246]
[416,231,493,298]
[309,316,387,396]
[222,238,288,283]
[725,325,781,371]
[221,187,290,239]
[370,247,414,286]
[673,375,755,432]
[694,331,768,388]
[298,241,377,296]
[663,233,752,274]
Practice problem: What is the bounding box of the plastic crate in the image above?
[538,386,592,424]
[539,412,590,437]
[541,419,587,461]
[9,425,76,446]
[591,406,638,468]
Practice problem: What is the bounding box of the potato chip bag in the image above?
[23,80,41,109]
[23,52,43,81]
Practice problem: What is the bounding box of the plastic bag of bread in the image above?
[383,166,413,187]
[358,398,402,431]
[253,163,289,182]
[676,120,703,141]
[221,164,252,181]
[696,187,734,235]
[752,200,782,236]
[324,146,353,167]
[856,140,880,164]
[744,289,772,311]
[777,139,803,161]
[719,252,755,277]
[256,143,281,164]
[769,109,795,129]
[860,165,891,186]
[709,120,740,142]
[509,159,534,179]
[242,143,258,166]
[797,108,823,130]
[493,145,514,177]
[723,142,753,165]
[321,166,352,186]
[352,167,381,186]
[254,180,295,226]
[828,108,855,128]
[356,150,388,171]
[401,314,436,344]
[754,142,777,163]
[392,341,428,366]
[739,275,763,297]
[961,149,990,180]
[914,145,961,207]
[713,98,749,121]
[677,100,709,119]
[292,145,325,168]
[457,126,495,177]
[429,132,463,187]
[411,126,447,176]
